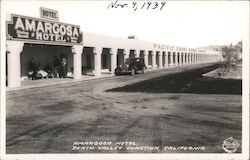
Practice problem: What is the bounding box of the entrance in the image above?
[129,50,136,58]
[20,44,73,80]
[82,47,94,75]
[101,48,111,71]
[117,49,125,66]
[148,51,153,67]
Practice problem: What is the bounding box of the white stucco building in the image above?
[4,8,222,88]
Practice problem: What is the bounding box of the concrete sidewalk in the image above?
[6,74,114,92]
[6,63,211,92]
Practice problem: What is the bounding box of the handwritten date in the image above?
[107,0,166,11]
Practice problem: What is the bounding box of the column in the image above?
[175,52,178,66]
[183,53,186,66]
[93,47,102,77]
[164,52,168,68]
[110,48,118,75]
[124,49,129,60]
[135,50,140,58]
[191,53,193,64]
[72,45,83,80]
[180,53,183,66]
[6,41,24,87]
[159,51,163,69]
[152,51,156,69]
[143,50,148,68]
[170,52,173,67]
[194,53,197,64]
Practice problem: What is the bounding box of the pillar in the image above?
[6,41,24,87]
[187,53,190,65]
[194,53,196,64]
[180,53,183,66]
[72,45,83,80]
[143,50,148,68]
[164,52,168,68]
[93,47,102,77]
[184,53,187,65]
[124,49,129,60]
[170,52,173,67]
[190,53,193,64]
[152,51,156,69]
[110,48,118,75]
[159,51,163,69]
[175,52,178,66]
[135,50,140,58]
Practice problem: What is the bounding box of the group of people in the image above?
[28,55,67,80]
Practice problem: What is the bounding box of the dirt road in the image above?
[6,63,242,153]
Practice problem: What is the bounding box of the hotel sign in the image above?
[40,7,59,21]
[6,14,83,45]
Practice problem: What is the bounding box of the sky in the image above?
[1,0,249,48]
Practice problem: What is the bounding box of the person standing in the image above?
[53,56,60,78]
[28,57,37,80]
[60,55,67,78]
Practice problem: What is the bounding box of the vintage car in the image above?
[115,58,146,75]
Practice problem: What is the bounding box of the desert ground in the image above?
[6,62,242,153]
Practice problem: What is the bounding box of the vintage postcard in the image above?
[0,0,249,160]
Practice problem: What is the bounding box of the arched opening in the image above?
[148,51,153,68]
[82,47,94,75]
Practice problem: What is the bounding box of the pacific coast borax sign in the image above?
[6,14,83,45]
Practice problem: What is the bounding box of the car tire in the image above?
[141,67,146,74]
[131,68,135,75]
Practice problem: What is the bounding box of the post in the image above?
[135,50,140,58]
[180,53,183,66]
[152,51,156,69]
[175,52,178,66]
[93,47,102,77]
[164,52,168,68]
[143,50,148,68]
[124,49,129,60]
[72,45,83,80]
[6,41,24,87]
[170,52,173,67]
[110,48,118,75]
[159,51,163,69]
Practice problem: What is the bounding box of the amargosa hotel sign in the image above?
[6,14,83,45]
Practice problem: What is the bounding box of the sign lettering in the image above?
[40,7,59,21]
[7,14,82,45]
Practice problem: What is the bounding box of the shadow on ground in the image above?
[106,64,242,95]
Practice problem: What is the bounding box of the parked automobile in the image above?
[115,58,146,75]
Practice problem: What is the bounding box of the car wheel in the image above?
[142,67,146,74]
[131,68,135,75]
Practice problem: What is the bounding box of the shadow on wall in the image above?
[106,64,242,95]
